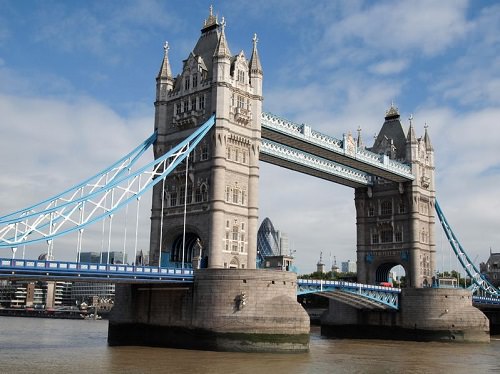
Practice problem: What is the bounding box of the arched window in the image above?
[381,200,393,215]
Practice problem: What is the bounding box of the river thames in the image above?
[0,317,498,373]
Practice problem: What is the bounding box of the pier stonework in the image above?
[355,107,436,287]
[109,9,310,352]
[109,270,310,352]
[320,288,490,342]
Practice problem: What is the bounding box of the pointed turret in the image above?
[357,126,363,148]
[214,17,231,58]
[406,114,418,163]
[249,33,263,76]
[406,114,417,144]
[156,41,174,99]
[249,33,263,96]
[157,41,173,80]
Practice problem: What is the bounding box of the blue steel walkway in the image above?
[0,258,193,283]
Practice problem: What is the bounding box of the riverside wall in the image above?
[108,268,310,352]
[321,288,490,342]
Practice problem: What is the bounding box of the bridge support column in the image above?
[108,269,310,352]
[321,288,489,342]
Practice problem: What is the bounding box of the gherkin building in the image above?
[256,217,282,267]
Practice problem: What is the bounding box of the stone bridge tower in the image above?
[150,9,263,270]
[355,105,436,287]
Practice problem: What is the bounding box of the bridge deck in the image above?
[0,258,193,283]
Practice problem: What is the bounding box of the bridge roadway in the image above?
[1,258,498,309]
[260,112,415,187]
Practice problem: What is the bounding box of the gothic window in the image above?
[233,188,239,204]
[395,230,403,242]
[241,222,245,231]
[399,201,406,214]
[381,229,393,243]
[226,186,231,202]
[195,186,202,203]
[184,76,190,91]
[175,103,181,115]
[371,232,379,244]
[170,192,177,207]
[190,97,196,111]
[381,200,393,215]
[242,151,247,164]
[183,100,188,113]
[192,74,198,88]
[232,225,239,252]
[227,147,231,160]
[237,95,245,109]
[241,190,246,205]
[199,95,205,110]
[200,142,208,160]
[237,70,245,83]
[235,149,239,162]
[201,184,208,201]
[368,205,375,217]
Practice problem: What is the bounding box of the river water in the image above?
[0,317,498,373]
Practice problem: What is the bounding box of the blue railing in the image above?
[0,258,194,283]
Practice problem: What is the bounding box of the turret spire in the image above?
[249,33,263,75]
[214,16,231,57]
[406,114,417,144]
[157,41,173,79]
[356,126,363,148]
[423,122,434,151]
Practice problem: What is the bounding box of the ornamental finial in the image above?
[253,33,258,46]
[409,114,413,126]
[221,16,226,31]
[163,41,169,54]
[203,5,218,28]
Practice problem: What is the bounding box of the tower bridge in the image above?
[0,8,497,350]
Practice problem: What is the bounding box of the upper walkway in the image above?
[260,112,415,187]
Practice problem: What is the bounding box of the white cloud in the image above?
[323,0,470,57]
[369,59,409,75]
[0,92,154,261]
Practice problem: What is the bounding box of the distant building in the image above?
[257,217,293,270]
[341,260,357,274]
[79,251,127,264]
[79,252,100,263]
[0,280,115,310]
[480,251,500,287]
[317,252,326,273]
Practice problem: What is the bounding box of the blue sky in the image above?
[0,0,499,274]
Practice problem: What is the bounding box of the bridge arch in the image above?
[161,225,206,268]
[376,262,406,285]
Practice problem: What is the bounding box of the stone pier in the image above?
[321,288,489,342]
[108,269,310,352]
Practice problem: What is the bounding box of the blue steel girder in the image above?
[261,112,414,184]
[297,279,400,310]
[260,139,371,188]
[435,200,500,299]
[0,115,215,249]
[0,258,194,284]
